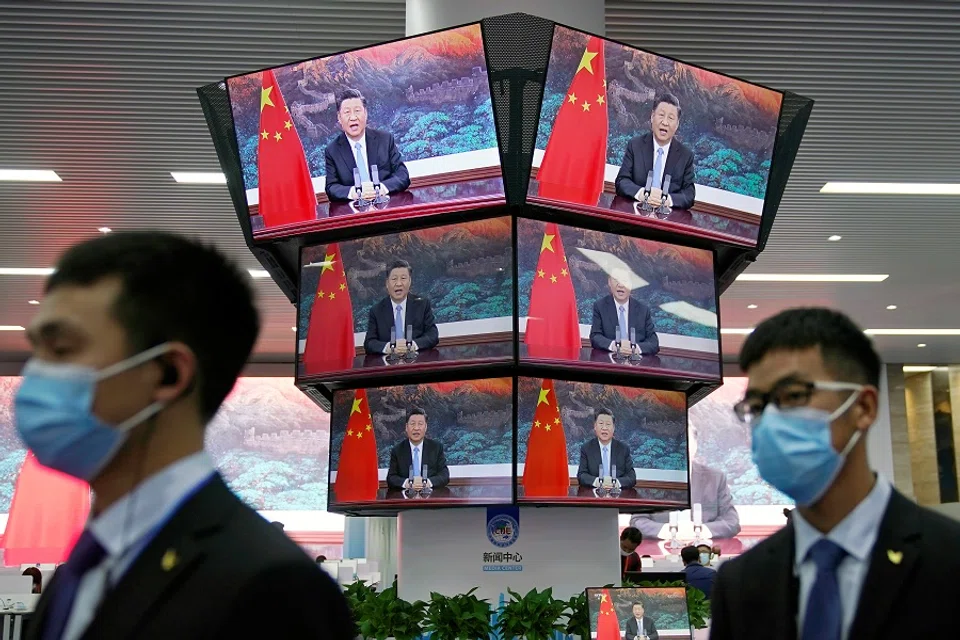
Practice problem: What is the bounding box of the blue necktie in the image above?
[601,446,610,477]
[413,446,421,478]
[42,529,107,640]
[355,142,370,183]
[618,305,628,345]
[801,539,847,640]
[653,147,664,188]
[394,304,403,342]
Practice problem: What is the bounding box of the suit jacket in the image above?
[590,295,660,355]
[683,562,716,599]
[27,475,352,640]
[577,438,637,489]
[630,462,740,538]
[363,295,439,355]
[386,438,450,490]
[624,616,659,640]
[323,128,411,201]
[710,488,960,640]
[615,132,695,209]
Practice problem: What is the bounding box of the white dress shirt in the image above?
[62,452,216,640]
[407,440,432,487]
[383,297,416,353]
[609,298,630,352]
[792,473,892,640]
[632,616,646,638]
[347,134,369,198]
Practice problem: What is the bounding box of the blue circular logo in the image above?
[487,514,519,548]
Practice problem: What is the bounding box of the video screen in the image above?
[297,217,513,381]
[226,23,504,239]
[516,377,688,510]
[529,25,784,247]
[586,587,691,639]
[328,378,513,510]
[517,218,720,381]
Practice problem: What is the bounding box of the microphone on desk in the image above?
[640,170,654,212]
[656,174,672,215]
[371,164,383,201]
[352,167,362,201]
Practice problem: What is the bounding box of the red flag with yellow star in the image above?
[303,243,356,374]
[334,389,380,503]
[257,68,318,227]
[524,222,581,358]
[537,36,608,205]
[522,379,570,497]
[596,589,621,640]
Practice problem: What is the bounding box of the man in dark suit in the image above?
[324,88,410,202]
[615,93,695,210]
[711,307,960,640]
[577,409,637,489]
[589,269,659,356]
[623,600,659,640]
[680,545,716,599]
[363,259,439,355]
[20,231,351,640]
[386,409,450,490]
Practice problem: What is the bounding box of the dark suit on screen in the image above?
[624,616,659,640]
[363,295,439,355]
[323,128,411,201]
[590,295,660,355]
[709,488,960,640]
[386,438,450,490]
[577,438,637,489]
[615,132,695,210]
[26,475,352,640]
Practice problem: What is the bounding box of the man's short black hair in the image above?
[652,92,682,118]
[596,407,615,422]
[620,526,642,544]
[336,88,366,111]
[406,408,427,423]
[632,600,645,608]
[680,545,700,564]
[45,231,259,422]
[738,307,881,387]
[387,259,412,278]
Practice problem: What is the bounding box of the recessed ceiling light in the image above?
[98,227,112,234]
[865,329,960,336]
[821,182,960,195]
[170,172,226,184]
[0,169,62,182]
[720,328,754,335]
[918,343,927,348]
[827,235,842,242]
[0,267,55,276]
[0,326,25,331]
[28,299,39,305]
[737,274,888,283]
[291,326,297,332]
[746,304,758,309]
[903,365,936,373]
[248,269,270,278]
[886,305,897,310]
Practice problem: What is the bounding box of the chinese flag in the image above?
[334,389,380,502]
[537,36,608,205]
[303,244,356,374]
[596,590,622,640]
[522,379,570,497]
[524,222,581,359]
[257,68,318,227]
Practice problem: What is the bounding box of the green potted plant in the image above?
[344,579,378,624]
[496,587,568,640]
[637,579,711,630]
[355,584,426,640]
[563,591,590,640]
[423,588,491,640]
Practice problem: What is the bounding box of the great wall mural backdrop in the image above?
[227,23,499,192]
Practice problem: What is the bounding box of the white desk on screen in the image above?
[0,593,39,640]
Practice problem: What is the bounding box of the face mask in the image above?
[750,385,863,507]
[14,343,172,481]
[699,552,710,565]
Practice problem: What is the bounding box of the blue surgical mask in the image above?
[14,344,172,481]
[699,552,711,565]
[750,384,863,507]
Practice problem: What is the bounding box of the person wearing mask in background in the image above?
[696,543,721,567]
[620,526,643,578]
[710,307,960,640]
[680,545,716,599]
[19,231,352,640]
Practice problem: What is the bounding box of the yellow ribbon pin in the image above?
[887,549,903,565]
[161,549,179,571]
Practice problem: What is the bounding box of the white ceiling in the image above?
[1,0,958,365]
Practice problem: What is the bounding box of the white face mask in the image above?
[700,552,711,565]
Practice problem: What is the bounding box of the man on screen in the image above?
[324,88,411,202]
[624,600,659,640]
[386,409,450,491]
[589,269,660,356]
[615,93,696,210]
[577,409,637,489]
[363,259,439,355]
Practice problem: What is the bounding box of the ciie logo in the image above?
[486,513,519,548]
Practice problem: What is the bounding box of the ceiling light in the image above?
[736,274,888,282]
[746,304,758,309]
[98,227,112,234]
[918,343,927,348]
[0,267,55,276]
[720,328,754,335]
[827,235,842,242]
[821,182,960,195]
[886,305,897,310]
[170,172,226,184]
[0,326,25,331]
[248,269,270,278]
[865,329,960,336]
[291,326,297,332]
[28,299,39,305]
[903,365,936,373]
[0,169,62,182]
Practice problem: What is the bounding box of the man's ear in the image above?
[855,385,879,431]
[155,342,196,403]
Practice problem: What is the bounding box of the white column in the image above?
[406,0,605,37]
